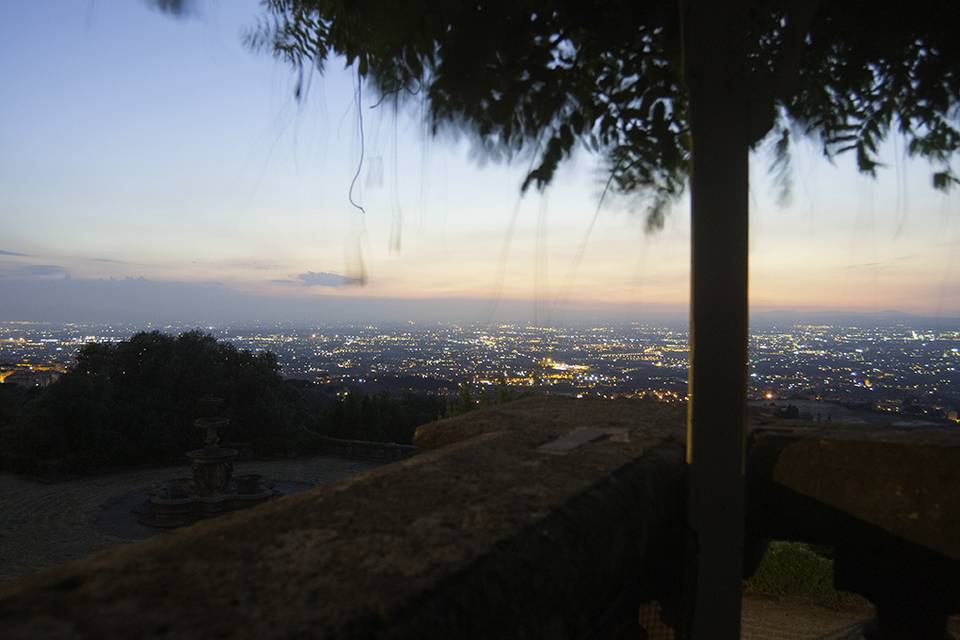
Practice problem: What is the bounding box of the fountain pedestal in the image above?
[187,415,237,495]
[137,401,278,528]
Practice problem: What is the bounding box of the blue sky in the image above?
[0,0,957,324]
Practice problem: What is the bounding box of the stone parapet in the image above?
[747,423,960,636]
[315,434,420,462]
[747,424,960,561]
[2,397,957,638]
[0,397,686,639]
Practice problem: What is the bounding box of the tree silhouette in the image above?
[0,331,297,473]
[243,1,959,227]
[154,1,960,636]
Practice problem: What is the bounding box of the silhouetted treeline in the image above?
[0,331,292,474]
[447,382,521,416]
[0,331,449,476]
[301,384,446,444]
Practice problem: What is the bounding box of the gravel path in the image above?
[741,596,870,639]
[741,596,960,639]
[0,456,379,584]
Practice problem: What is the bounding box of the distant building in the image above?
[0,366,62,388]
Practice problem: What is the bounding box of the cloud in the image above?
[147,0,200,20]
[236,260,280,271]
[0,263,71,280]
[843,253,922,271]
[23,264,70,278]
[191,259,281,271]
[0,250,29,257]
[0,276,690,325]
[295,271,364,288]
[91,257,131,265]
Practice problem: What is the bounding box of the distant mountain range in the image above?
[0,276,956,327]
[749,309,960,329]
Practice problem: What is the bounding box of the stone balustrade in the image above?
[0,396,957,638]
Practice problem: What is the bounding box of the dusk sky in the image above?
[1,0,957,324]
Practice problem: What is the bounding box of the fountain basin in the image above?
[137,474,279,528]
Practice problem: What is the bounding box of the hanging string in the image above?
[550,159,621,322]
[348,68,366,214]
[342,65,368,287]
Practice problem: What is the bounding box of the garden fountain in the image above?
[137,398,278,528]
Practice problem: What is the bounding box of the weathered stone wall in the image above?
[2,398,957,638]
[747,423,960,629]
[748,425,960,561]
[0,397,686,639]
[315,434,420,462]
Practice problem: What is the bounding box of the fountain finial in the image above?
[195,396,228,450]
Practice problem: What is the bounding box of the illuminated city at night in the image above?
[2,321,956,425]
[1,1,959,638]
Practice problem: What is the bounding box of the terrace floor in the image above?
[0,455,379,584]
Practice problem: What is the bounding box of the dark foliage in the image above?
[0,331,457,475]
[445,381,523,417]
[0,331,296,474]
[236,0,960,228]
[305,386,446,444]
